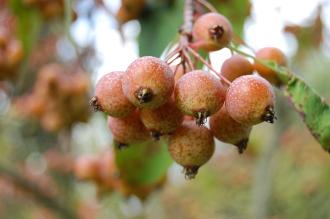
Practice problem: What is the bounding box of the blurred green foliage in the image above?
[0,0,330,219]
[9,0,41,54]
[138,0,183,56]
[116,139,172,186]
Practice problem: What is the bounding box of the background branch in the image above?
[0,163,78,219]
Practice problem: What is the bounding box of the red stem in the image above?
[186,46,231,86]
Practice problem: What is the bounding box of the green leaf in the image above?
[284,75,330,151]
[209,0,251,37]
[115,139,172,186]
[138,1,183,56]
[9,0,42,55]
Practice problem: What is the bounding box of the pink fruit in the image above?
[220,55,253,83]
[174,70,225,125]
[254,47,287,86]
[210,106,252,153]
[225,75,275,125]
[140,97,184,139]
[122,56,174,109]
[92,71,135,117]
[107,110,149,148]
[168,121,215,179]
[192,12,233,51]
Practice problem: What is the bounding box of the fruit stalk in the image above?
[196,0,217,13]
[227,44,291,84]
[182,0,194,42]
[186,46,231,85]
[64,0,79,56]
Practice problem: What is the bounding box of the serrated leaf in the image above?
[284,75,330,151]
[115,139,172,186]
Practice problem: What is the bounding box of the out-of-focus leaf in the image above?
[138,1,183,56]
[209,0,251,37]
[284,7,323,59]
[9,0,42,54]
[284,75,330,151]
[115,139,172,186]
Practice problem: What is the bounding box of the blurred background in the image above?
[0,0,330,218]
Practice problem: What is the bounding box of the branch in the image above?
[252,98,289,219]
[0,163,78,219]
[64,0,79,56]
[181,0,194,41]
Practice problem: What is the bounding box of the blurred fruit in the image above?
[74,155,99,181]
[5,39,23,67]
[254,47,287,86]
[220,55,253,83]
[116,0,146,24]
[23,0,65,19]
[44,150,73,174]
[97,150,120,190]
[0,10,23,81]
[14,63,90,132]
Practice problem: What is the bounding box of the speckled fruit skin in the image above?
[140,97,184,136]
[226,75,275,125]
[94,71,135,117]
[254,47,287,86]
[168,121,215,175]
[192,12,233,51]
[122,56,174,109]
[107,110,149,145]
[220,55,253,83]
[210,106,252,153]
[174,70,225,118]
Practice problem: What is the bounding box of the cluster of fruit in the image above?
[191,12,287,86]
[0,8,23,81]
[116,0,145,24]
[15,63,90,132]
[92,11,286,179]
[74,150,164,200]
